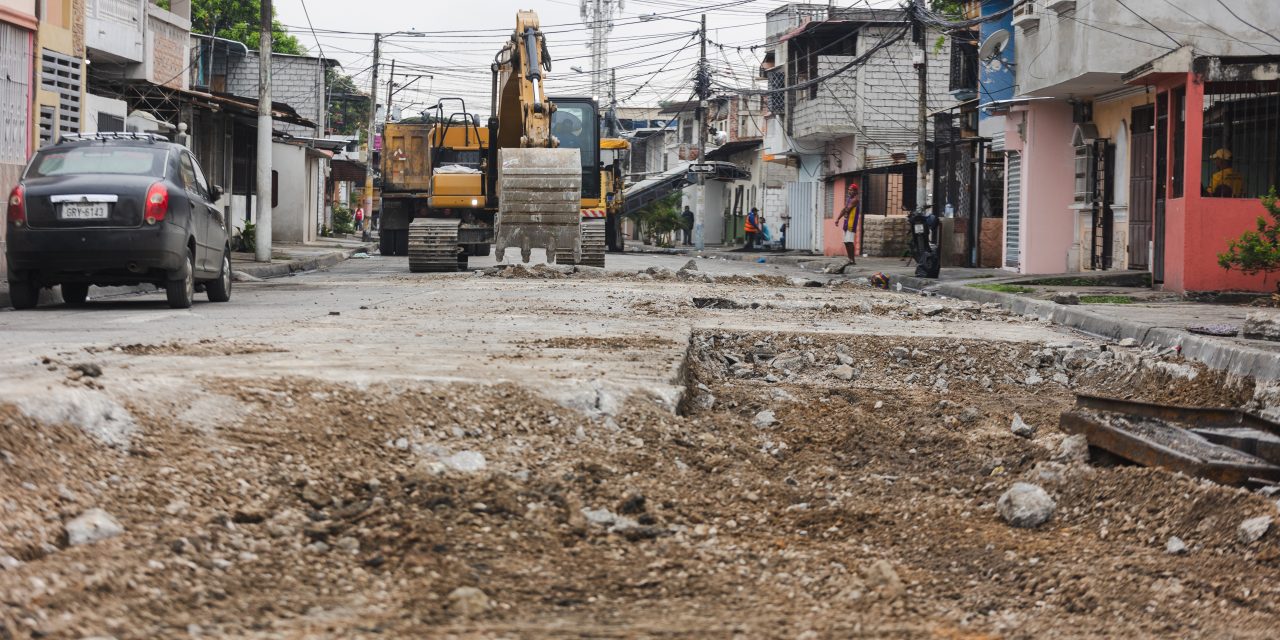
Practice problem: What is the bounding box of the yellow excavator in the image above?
[399,10,600,271]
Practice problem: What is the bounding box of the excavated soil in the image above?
[85,340,284,357]
[3,328,1279,638]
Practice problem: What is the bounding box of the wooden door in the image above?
[1128,106,1155,270]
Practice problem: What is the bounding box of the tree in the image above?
[625,193,685,246]
[326,68,370,136]
[191,0,305,56]
[1218,188,1280,286]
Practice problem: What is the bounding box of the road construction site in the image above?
[2,253,1279,638]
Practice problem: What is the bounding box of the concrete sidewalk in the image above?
[0,238,373,309]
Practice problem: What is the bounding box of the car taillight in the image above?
[144,182,168,225]
[6,185,23,226]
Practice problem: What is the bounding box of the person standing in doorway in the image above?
[681,205,695,246]
[744,207,761,250]
[833,182,861,271]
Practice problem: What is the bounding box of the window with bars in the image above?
[767,69,785,116]
[1201,79,1280,199]
[40,49,81,137]
[1074,144,1094,203]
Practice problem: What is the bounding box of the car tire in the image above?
[7,279,39,310]
[166,249,195,309]
[206,250,232,303]
[61,283,89,306]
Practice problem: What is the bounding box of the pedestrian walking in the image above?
[744,207,761,250]
[354,207,365,233]
[833,183,861,272]
[681,205,695,246]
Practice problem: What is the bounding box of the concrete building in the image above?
[1003,0,1279,277]
[761,4,951,256]
[271,140,330,244]
[1123,50,1280,294]
[0,0,37,278]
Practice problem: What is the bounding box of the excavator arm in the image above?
[492,10,556,149]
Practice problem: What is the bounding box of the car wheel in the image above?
[166,249,195,309]
[7,279,39,310]
[61,283,89,306]
[206,250,232,303]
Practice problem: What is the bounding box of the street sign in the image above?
[689,163,716,174]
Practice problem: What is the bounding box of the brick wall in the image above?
[227,51,324,136]
[854,25,951,169]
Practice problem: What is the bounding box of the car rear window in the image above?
[28,146,167,178]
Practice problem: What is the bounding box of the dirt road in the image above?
[1,254,1278,638]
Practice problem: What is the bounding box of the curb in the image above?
[234,248,360,279]
[890,273,1280,382]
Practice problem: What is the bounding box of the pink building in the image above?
[1125,50,1280,294]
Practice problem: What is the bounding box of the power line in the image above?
[1115,0,1181,49]
[1212,0,1280,46]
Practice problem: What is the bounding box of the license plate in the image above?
[60,203,109,220]
[914,224,925,233]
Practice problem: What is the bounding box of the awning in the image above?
[705,139,761,161]
[330,159,367,182]
[92,79,317,128]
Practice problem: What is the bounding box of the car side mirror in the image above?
[209,185,223,201]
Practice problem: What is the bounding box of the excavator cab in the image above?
[548,98,601,203]
[547,98,605,266]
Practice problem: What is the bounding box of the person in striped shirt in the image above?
[833,182,861,271]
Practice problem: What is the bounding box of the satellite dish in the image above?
[978,29,1012,70]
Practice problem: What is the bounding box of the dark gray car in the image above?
[5,133,231,309]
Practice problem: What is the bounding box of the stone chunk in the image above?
[1055,434,1090,464]
[1243,312,1280,342]
[1010,413,1036,439]
[66,508,124,546]
[753,410,777,428]
[833,365,856,381]
[1051,292,1079,305]
[1238,516,1273,544]
[447,586,491,617]
[997,482,1056,528]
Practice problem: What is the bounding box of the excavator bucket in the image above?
[495,148,582,264]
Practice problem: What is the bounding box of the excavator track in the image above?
[555,218,606,267]
[495,148,582,264]
[407,219,465,273]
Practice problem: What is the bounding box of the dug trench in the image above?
[2,328,1280,638]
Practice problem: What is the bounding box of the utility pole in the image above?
[363,34,380,236]
[695,12,707,251]
[607,68,617,137]
[913,0,928,214]
[385,59,396,123]
[255,0,273,262]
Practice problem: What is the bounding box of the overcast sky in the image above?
[269,0,855,114]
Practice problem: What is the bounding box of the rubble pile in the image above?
[2,325,1277,637]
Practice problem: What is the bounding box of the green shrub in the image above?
[239,220,257,254]
[969,283,1034,294]
[1219,187,1280,282]
[332,206,354,235]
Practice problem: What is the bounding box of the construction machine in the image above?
[396,10,600,271]
[554,136,628,264]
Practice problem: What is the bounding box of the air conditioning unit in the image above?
[1012,2,1039,31]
